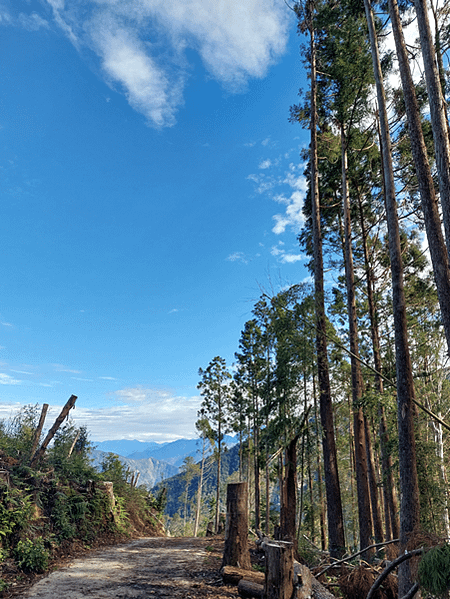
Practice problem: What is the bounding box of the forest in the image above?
[191,0,450,597]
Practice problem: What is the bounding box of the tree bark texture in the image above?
[368,0,421,594]
[280,436,298,542]
[388,0,450,357]
[309,15,345,559]
[364,417,384,543]
[264,541,294,599]
[222,482,252,570]
[413,0,450,253]
[341,131,373,556]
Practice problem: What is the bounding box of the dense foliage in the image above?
[0,406,164,591]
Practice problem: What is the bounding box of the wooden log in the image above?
[221,565,265,586]
[30,395,77,467]
[222,482,252,570]
[67,430,80,458]
[264,541,294,599]
[30,404,49,459]
[238,579,264,598]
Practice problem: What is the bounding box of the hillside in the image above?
[151,443,241,517]
[90,449,178,489]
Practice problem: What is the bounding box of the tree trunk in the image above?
[413,0,450,253]
[280,436,298,542]
[387,0,450,357]
[222,482,252,570]
[194,435,207,537]
[254,417,261,532]
[313,375,327,550]
[264,541,294,599]
[357,186,399,541]
[379,405,400,540]
[364,1,420,594]
[341,130,373,556]
[364,416,384,543]
[309,12,345,559]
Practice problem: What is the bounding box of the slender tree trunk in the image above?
[216,416,222,534]
[364,1,420,594]
[313,374,327,550]
[341,128,373,556]
[388,0,450,357]
[309,16,345,559]
[357,178,399,541]
[254,407,261,531]
[364,416,384,543]
[430,411,450,537]
[194,435,207,537]
[413,0,450,251]
[380,405,400,539]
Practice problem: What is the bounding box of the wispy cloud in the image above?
[99,376,117,381]
[0,9,49,30]
[18,13,50,31]
[0,373,22,385]
[271,244,303,264]
[227,252,249,264]
[36,0,290,127]
[53,364,82,374]
[259,158,273,169]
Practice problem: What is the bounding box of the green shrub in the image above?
[419,543,450,598]
[0,488,33,541]
[15,538,49,573]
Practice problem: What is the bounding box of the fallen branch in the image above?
[366,548,423,599]
[317,538,399,578]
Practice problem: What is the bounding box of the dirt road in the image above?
[20,537,238,599]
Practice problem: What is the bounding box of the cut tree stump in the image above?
[264,540,294,599]
[222,482,252,570]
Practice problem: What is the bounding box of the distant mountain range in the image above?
[90,450,179,488]
[90,435,237,489]
[151,443,241,517]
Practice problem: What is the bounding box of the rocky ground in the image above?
[5,536,241,599]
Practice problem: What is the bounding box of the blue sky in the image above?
[0,0,310,443]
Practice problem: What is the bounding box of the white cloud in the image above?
[0,373,22,385]
[227,252,249,264]
[90,21,182,127]
[0,389,203,442]
[41,0,290,127]
[259,159,272,169]
[271,244,303,264]
[18,13,49,31]
[272,189,306,234]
